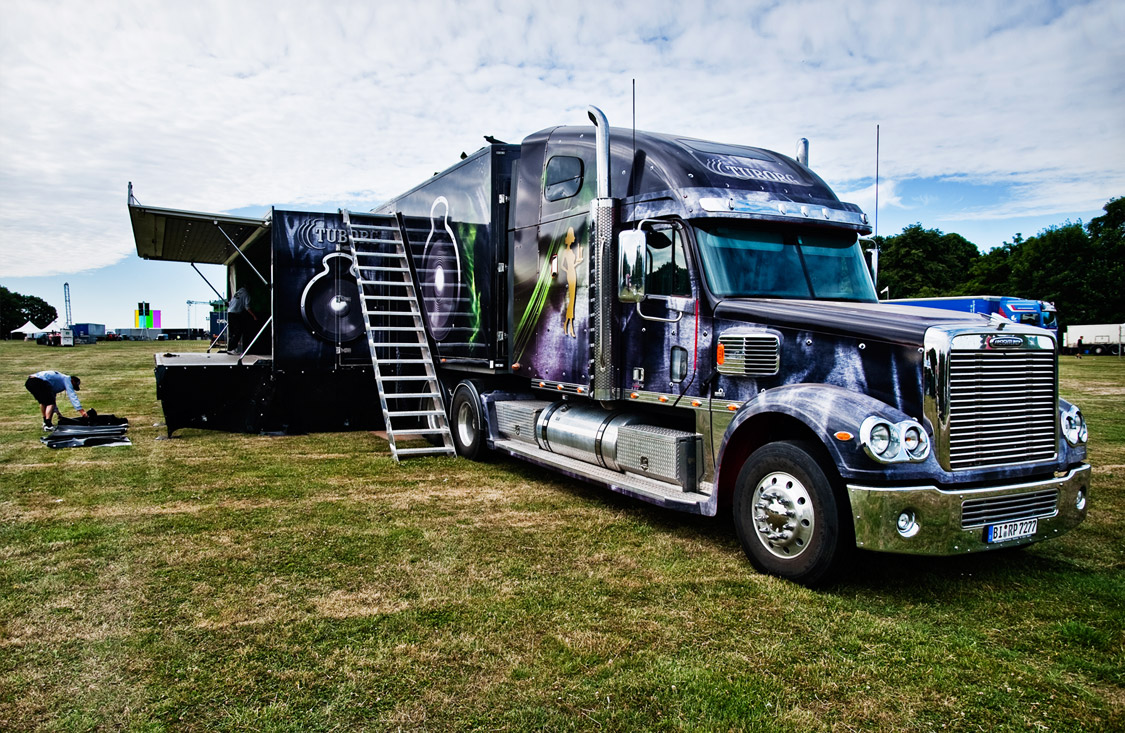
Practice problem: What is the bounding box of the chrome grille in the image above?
[718,332,779,376]
[947,350,1057,470]
[961,488,1059,528]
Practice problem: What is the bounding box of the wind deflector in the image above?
[128,187,269,264]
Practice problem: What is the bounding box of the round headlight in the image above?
[1062,406,1088,446]
[902,424,930,461]
[870,423,891,455]
[903,426,920,452]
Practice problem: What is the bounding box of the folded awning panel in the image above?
[129,202,269,264]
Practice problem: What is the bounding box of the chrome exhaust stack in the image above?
[587,105,618,401]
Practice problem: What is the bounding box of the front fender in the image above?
[715,384,918,489]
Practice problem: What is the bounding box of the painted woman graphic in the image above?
[559,227,583,337]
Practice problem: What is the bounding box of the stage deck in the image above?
[154,351,270,367]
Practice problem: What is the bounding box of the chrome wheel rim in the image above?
[751,471,815,559]
[456,401,475,447]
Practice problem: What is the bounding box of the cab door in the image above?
[620,221,702,400]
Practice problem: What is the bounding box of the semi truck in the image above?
[1064,323,1125,355]
[128,105,1090,585]
[890,295,1058,330]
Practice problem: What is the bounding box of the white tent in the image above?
[9,320,41,337]
[36,319,60,335]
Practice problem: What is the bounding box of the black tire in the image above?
[450,383,485,460]
[733,441,848,586]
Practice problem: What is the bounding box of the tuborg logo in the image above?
[701,154,807,186]
[295,217,349,250]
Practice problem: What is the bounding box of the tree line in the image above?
[0,286,58,338]
[872,196,1124,327]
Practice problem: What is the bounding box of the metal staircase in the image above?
[342,210,455,460]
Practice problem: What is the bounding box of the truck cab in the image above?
[434,108,1089,584]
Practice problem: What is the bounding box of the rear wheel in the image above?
[733,441,848,586]
[450,382,485,460]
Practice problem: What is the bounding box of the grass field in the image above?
[1,340,1122,732]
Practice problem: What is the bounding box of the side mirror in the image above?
[618,229,647,303]
[860,238,879,290]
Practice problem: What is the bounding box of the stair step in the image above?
[359,266,412,274]
[393,446,456,457]
[353,249,405,257]
[388,409,447,418]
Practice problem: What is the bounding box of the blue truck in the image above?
[890,296,1058,330]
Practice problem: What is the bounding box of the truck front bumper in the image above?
[846,465,1091,555]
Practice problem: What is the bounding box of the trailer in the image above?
[72,323,106,344]
[1064,323,1125,355]
[889,295,1058,330]
[128,105,1090,584]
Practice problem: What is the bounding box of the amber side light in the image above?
[717,342,725,365]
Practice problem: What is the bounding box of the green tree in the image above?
[0,286,58,338]
[874,224,980,299]
[1085,197,1125,323]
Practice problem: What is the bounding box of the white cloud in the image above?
[1,0,1122,276]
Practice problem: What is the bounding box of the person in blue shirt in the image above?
[25,370,88,430]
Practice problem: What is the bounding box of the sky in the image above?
[1,0,1122,330]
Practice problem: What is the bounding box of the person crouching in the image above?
[25,370,88,430]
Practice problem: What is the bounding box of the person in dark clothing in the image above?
[226,285,258,355]
[26,370,88,430]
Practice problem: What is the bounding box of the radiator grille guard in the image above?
[925,327,1059,471]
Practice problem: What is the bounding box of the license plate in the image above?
[986,518,1038,543]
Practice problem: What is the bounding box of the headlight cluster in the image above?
[1061,404,1088,446]
[859,416,931,464]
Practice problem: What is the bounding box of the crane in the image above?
[187,299,222,332]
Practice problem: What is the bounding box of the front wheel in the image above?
[733,441,849,586]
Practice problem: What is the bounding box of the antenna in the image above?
[875,124,880,240]
[632,79,636,197]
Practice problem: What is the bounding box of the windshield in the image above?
[694,221,878,302]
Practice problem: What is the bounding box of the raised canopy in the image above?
[128,189,269,265]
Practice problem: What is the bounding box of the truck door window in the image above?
[646,226,692,297]
[544,156,584,201]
